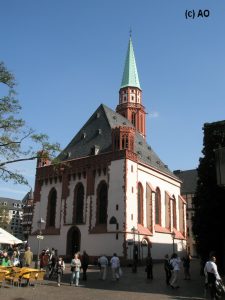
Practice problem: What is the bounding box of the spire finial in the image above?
[129,27,132,38]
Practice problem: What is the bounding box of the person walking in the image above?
[170,253,181,289]
[56,256,65,287]
[204,254,221,300]
[81,250,89,281]
[146,254,153,280]
[182,253,191,280]
[70,253,81,286]
[24,246,33,267]
[110,253,120,281]
[98,255,108,280]
[164,254,172,285]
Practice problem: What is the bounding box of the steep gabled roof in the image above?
[58,104,177,180]
[173,169,198,194]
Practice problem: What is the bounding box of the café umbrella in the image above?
[0,227,23,244]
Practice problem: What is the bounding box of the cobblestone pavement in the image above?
[0,259,207,300]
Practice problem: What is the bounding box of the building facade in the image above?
[0,197,24,240]
[174,169,198,257]
[21,190,34,241]
[29,37,187,261]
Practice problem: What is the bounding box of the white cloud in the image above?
[149,111,159,118]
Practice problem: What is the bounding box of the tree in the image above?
[0,205,10,230]
[0,61,60,185]
[192,121,225,274]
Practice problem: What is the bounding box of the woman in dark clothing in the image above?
[164,254,172,285]
[81,250,89,281]
[146,254,153,280]
[182,253,191,280]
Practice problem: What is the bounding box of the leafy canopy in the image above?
[0,62,60,185]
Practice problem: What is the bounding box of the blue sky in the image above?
[1,0,225,200]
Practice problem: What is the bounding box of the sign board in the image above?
[37,235,44,240]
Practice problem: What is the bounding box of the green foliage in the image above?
[0,61,60,185]
[0,205,10,229]
[192,121,225,272]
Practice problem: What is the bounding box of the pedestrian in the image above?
[98,254,109,280]
[169,253,181,289]
[56,256,65,287]
[204,254,221,300]
[110,253,120,281]
[1,253,12,266]
[49,249,58,279]
[145,254,153,280]
[39,249,46,269]
[182,252,191,280]
[81,250,89,281]
[164,254,172,285]
[24,246,33,267]
[70,253,81,286]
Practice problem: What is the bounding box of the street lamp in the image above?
[131,226,138,273]
[171,231,175,253]
[36,218,45,269]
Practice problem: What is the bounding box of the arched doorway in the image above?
[66,226,81,258]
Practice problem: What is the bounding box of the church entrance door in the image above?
[66,226,81,258]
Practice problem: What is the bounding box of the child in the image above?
[56,256,65,286]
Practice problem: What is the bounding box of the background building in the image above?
[21,190,34,241]
[174,169,198,257]
[0,197,24,240]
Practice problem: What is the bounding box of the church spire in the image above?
[120,37,141,90]
[116,36,146,139]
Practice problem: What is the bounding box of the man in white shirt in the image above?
[110,253,120,281]
[170,253,181,289]
[204,255,221,300]
[98,255,108,280]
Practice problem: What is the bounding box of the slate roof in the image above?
[0,197,23,210]
[58,104,178,180]
[173,169,198,194]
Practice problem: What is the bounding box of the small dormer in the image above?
[36,150,51,168]
[112,126,135,152]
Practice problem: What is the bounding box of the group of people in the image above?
[0,245,33,268]
[163,251,224,300]
[97,253,121,281]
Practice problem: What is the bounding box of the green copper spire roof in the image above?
[120,37,141,89]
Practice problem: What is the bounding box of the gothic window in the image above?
[172,196,177,229]
[146,184,153,231]
[46,188,57,227]
[96,181,108,224]
[179,196,185,235]
[138,182,143,225]
[73,183,84,224]
[155,188,161,225]
[165,192,171,229]
[132,112,136,126]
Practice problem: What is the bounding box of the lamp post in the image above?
[171,231,175,253]
[131,226,138,273]
[36,218,45,269]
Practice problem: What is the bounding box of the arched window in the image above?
[46,188,57,227]
[96,181,108,224]
[146,184,153,231]
[165,192,171,229]
[172,196,177,229]
[155,188,161,225]
[131,112,136,126]
[138,182,143,225]
[73,183,84,224]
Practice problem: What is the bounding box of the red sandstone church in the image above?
[29,37,187,262]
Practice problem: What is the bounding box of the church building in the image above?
[29,37,187,261]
